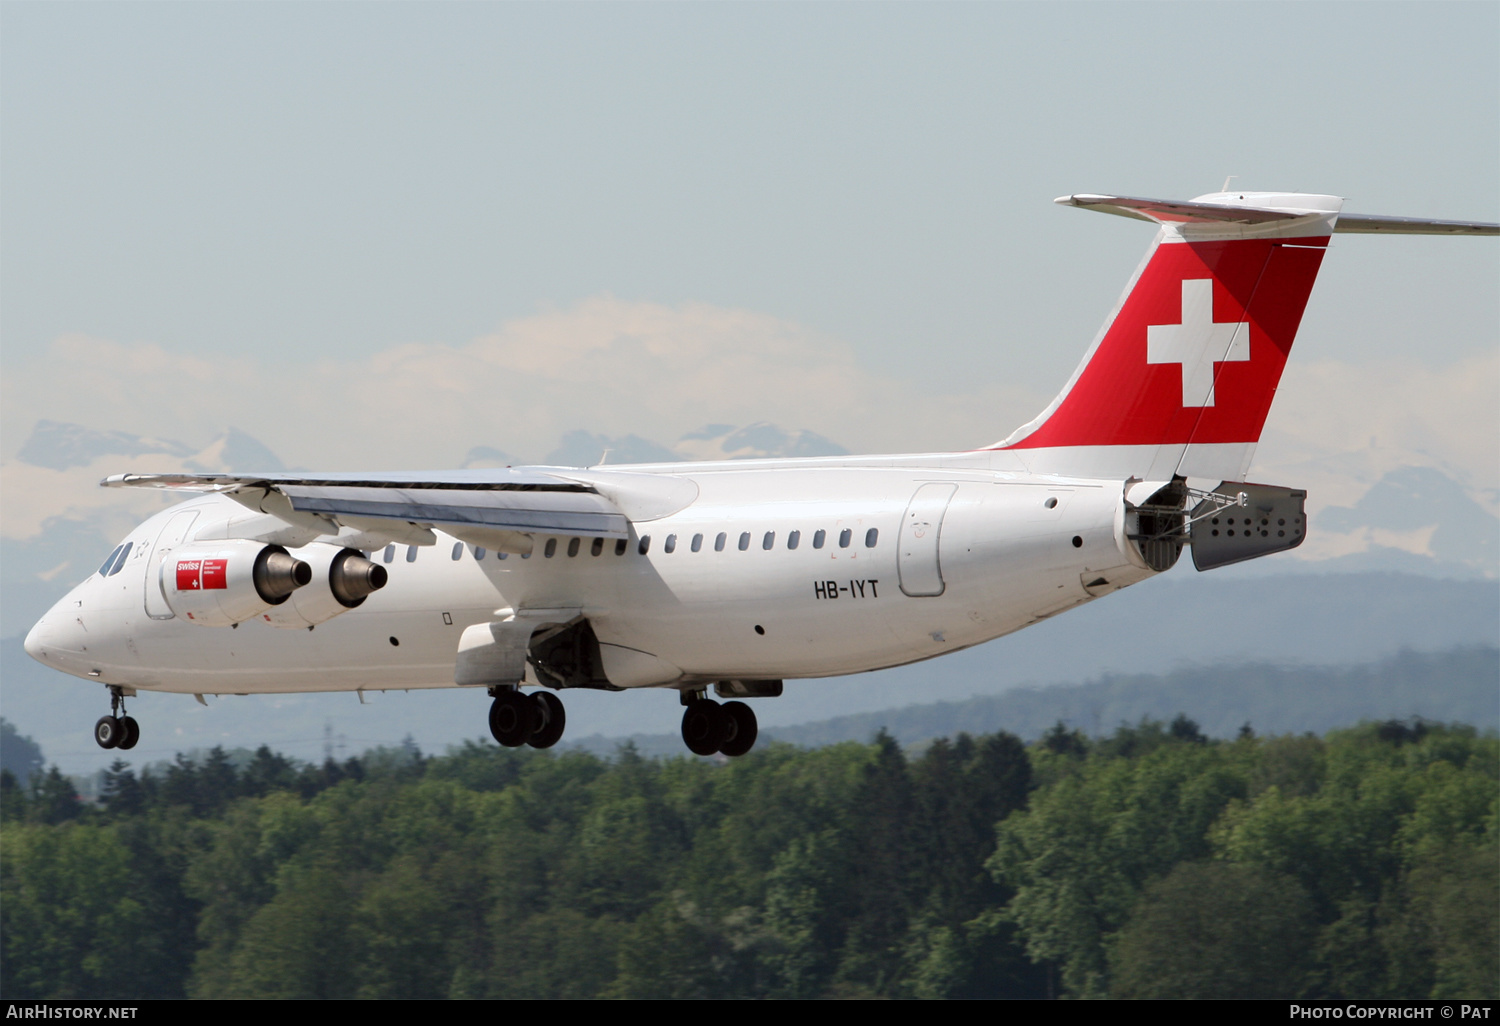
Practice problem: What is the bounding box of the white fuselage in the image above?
[26,453,1157,696]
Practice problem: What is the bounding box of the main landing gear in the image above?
[487,686,566,749]
[94,685,140,751]
[681,695,758,757]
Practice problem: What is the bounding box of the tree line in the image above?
[1,716,1494,999]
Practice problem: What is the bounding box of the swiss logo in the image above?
[1146,279,1249,408]
[175,558,228,591]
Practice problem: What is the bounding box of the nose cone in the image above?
[23,617,47,662]
[23,615,63,670]
[24,598,87,674]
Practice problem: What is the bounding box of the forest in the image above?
[1,716,1495,1000]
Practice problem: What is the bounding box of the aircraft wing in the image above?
[99,467,687,549]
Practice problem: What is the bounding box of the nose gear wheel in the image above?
[94,687,141,750]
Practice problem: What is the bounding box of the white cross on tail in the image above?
[1146,279,1249,407]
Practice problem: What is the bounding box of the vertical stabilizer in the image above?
[994,192,1341,482]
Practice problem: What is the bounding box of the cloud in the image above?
[2,298,1493,560]
[1254,351,1500,515]
[1,297,1039,473]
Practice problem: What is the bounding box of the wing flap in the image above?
[281,485,628,538]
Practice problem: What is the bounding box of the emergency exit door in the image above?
[897,483,957,597]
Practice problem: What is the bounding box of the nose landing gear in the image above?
[94,686,140,751]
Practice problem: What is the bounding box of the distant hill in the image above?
[562,646,1499,758]
[762,645,1500,748]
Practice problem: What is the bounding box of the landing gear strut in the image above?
[487,687,567,749]
[94,686,140,751]
[681,694,758,757]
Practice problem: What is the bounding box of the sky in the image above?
[2,2,1497,514]
[1,2,1496,773]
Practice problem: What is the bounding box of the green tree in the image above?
[1109,861,1316,998]
[0,824,157,998]
[993,738,1247,996]
[27,766,82,826]
[835,730,917,993]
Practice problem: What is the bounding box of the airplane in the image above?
[23,191,1498,758]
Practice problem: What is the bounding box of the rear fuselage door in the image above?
[898,483,958,597]
[144,510,200,619]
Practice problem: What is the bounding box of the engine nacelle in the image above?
[161,542,312,627]
[259,545,389,629]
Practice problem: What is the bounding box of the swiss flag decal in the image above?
[176,560,202,591]
[1006,236,1327,450]
[175,558,228,591]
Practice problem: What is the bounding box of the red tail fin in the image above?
[996,192,1341,482]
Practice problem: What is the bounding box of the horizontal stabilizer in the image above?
[1055,192,1339,225]
[1333,213,1498,236]
[1057,193,1498,235]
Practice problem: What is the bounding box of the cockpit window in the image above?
[98,545,123,577]
[108,542,133,575]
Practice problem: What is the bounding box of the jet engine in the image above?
[259,545,389,629]
[160,542,312,627]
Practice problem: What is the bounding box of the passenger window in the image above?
[664,534,677,554]
[865,528,879,548]
[691,533,703,552]
[567,538,580,557]
[591,538,604,557]
[813,529,826,549]
[738,532,751,551]
[638,535,651,555]
[383,544,396,564]
[715,532,727,552]
[498,550,509,560]
[544,539,557,558]
[615,539,627,556]
[762,531,775,550]
[98,545,123,577]
[452,542,464,561]
[474,546,487,560]
[406,546,419,562]
[839,529,852,548]
[787,530,800,550]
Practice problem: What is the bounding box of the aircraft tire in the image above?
[489,690,536,748]
[528,692,566,749]
[719,701,758,757]
[94,716,121,750]
[117,716,141,751]
[682,700,726,757]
